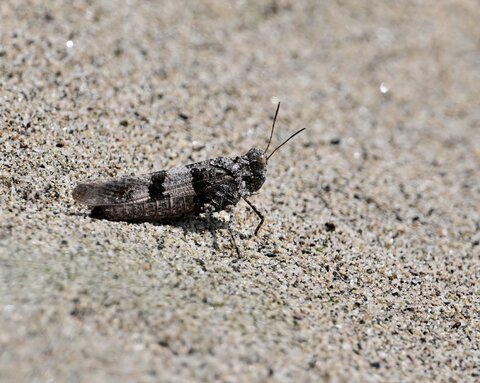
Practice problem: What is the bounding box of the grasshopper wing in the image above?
[72,173,157,206]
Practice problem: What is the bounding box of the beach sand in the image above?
[1,1,479,381]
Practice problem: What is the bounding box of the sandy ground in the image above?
[1,1,479,382]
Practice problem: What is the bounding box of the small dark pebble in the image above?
[120,120,129,127]
[178,112,189,121]
[157,339,169,348]
[370,361,381,369]
[329,138,341,145]
[451,321,461,329]
[325,222,336,232]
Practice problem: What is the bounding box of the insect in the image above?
[72,103,305,235]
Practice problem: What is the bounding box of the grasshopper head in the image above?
[242,103,305,194]
[245,148,267,193]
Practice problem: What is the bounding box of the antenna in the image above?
[266,128,306,161]
[263,102,281,155]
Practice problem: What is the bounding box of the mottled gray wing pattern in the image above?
[73,158,235,207]
[158,161,236,201]
[72,174,154,206]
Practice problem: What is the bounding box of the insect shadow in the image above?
[71,207,243,256]
[153,214,228,234]
[152,214,242,256]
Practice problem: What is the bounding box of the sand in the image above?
[1,1,479,382]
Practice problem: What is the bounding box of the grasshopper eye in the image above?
[246,148,266,168]
[257,155,267,168]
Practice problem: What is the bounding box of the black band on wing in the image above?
[190,167,211,207]
[148,171,167,200]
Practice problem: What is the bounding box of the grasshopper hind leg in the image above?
[242,197,265,236]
